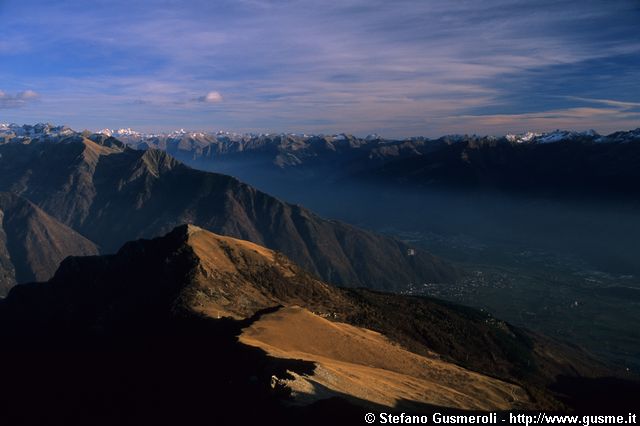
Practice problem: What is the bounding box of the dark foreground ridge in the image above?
[0,225,637,425]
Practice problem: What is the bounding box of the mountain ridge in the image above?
[5,123,640,199]
[4,122,639,151]
[0,192,99,295]
[79,124,640,198]
[2,224,633,416]
[0,137,457,293]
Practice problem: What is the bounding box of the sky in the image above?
[0,0,639,138]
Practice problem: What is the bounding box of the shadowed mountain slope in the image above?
[0,137,457,292]
[354,135,640,197]
[0,192,98,295]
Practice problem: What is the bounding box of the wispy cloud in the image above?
[445,105,640,135]
[0,0,638,136]
[563,96,640,109]
[0,89,39,109]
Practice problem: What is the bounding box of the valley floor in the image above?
[392,228,640,373]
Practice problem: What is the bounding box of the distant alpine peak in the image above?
[0,122,74,139]
[506,129,600,144]
[98,127,236,139]
[331,133,348,141]
[99,128,141,137]
[505,131,542,143]
[599,128,640,144]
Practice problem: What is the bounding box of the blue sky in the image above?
[0,0,639,137]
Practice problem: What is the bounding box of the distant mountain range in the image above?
[4,123,639,198]
[94,125,640,198]
[0,129,456,295]
[1,225,634,423]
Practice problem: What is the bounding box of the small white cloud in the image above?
[21,90,39,99]
[198,91,223,103]
[0,89,40,108]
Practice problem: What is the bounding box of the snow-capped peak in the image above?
[597,128,640,144]
[506,132,542,143]
[0,123,74,138]
[537,129,600,144]
[506,129,600,144]
[537,130,571,144]
[115,128,140,136]
[98,128,142,137]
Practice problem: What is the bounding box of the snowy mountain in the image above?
[7,122,637,148]
[98,128,141,138]
[0,123,75,142]
[2,122,640,201]
[505,129,600,144]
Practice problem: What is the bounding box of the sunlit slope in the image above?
[241,306,529,410]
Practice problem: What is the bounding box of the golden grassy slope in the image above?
[240,306,530,411]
